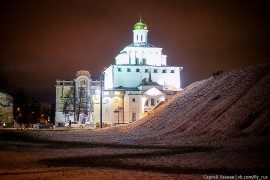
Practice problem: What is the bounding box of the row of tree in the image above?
[0,66,54,125]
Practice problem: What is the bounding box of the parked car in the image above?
[65,121,85,128]
[1,122,14,128]
[35,123,53,129]
[1,123,6,128]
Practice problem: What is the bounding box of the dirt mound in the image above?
[111,64,270,146]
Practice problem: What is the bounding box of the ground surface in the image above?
[0,129,269,179]
[0,129,204,179]
[1,64,270,179]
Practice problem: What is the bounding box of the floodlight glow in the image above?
[168,85,176,90]
[114,98,119,103]
[157,79,164,86]
[94,94,100,100]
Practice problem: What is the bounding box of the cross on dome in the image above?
[134,13,147,30]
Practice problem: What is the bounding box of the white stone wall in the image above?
[98,91,124,125]
[115,47,166,66]
[133,30,148,43]
[104,66,113,89]
[109,65,181,90]
[123,94,140,122]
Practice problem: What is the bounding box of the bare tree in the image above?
[0,93,13,123]
[62,86,93,123]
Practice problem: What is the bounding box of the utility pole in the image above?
[73,80,76,122]
[118,106,120,124]
[123,91,125,123]
[99,72,103,128]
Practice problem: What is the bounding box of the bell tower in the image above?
[133,14,148,43]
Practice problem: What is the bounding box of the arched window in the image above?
[135,58,139,65]
[143,58,146,65]
[144,98,158,112]
[150,99,155,106]
[79,79,87,87]
[80,80,86,86]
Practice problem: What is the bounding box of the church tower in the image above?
[114,16,167,67]
[133,15,148,43]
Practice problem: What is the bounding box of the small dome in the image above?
[134,21,147,30]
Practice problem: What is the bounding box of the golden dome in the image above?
[134,14,147,30]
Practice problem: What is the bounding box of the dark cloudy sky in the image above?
[1,0,269,102]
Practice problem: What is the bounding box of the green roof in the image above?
[134,21,147,30]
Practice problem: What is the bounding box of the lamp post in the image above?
[114,106,120,124]
[16,107,20,123]
[73,80,76,122]
[100,71,105,128]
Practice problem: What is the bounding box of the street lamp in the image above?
[100,70,105,128]
[114,106,120,124]
[15,107,21,130]
[16,107,20,123]
[73,80,76,122]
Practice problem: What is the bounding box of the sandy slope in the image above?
[112,63,270,145]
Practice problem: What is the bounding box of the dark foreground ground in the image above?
[0,129,269,180]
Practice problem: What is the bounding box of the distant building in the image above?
[55,17,183,126]
[55,70,100,126]
[38,102,51,124]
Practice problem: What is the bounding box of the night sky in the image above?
[1,0,269,102]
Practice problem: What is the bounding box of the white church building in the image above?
[55,17,183,126]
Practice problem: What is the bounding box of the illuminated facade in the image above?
[55,17,182,126]
[102,17,182,124]
[55,70,100,126]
